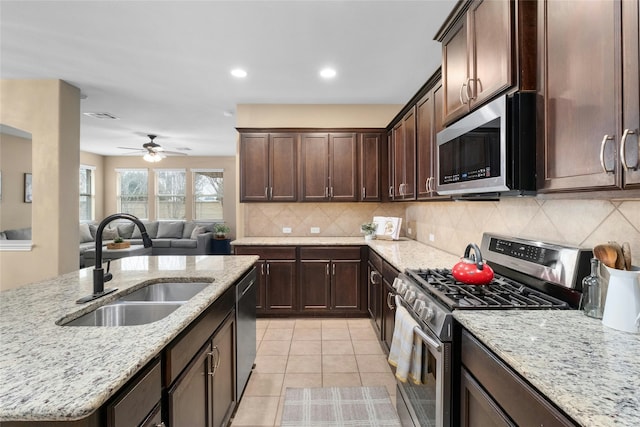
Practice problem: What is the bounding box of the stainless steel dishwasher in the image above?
[236,267,257,399]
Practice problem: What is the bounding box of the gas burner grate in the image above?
[407,268,568,310]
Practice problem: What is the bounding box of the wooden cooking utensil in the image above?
[593,244,618,269]
[608,241,626,270]
[622,242,632,270]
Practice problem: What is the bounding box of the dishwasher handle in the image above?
[239,279,255,299]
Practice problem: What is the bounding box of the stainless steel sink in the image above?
[63,302,184,327]
[118,282,211,302]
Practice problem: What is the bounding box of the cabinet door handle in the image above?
[155,423,166,427]
[267,263,270,275]
[332,263,336,275]
[269,187,273,199]
[620,129,639,171]
[207,346,220,376]
[599,134,616,174]
[459,82,467,105]
[370,271,380,285]
[326,264,329,276]
[361,187,365,199]
[389,186,394,198]
[467,77,474,101]
[264,187,269,198]
[330,187,334,198]
[261,263,265,276]
[325,187,329,198]
[386,292,395,309]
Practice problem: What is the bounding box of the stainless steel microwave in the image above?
[436,92,536,196]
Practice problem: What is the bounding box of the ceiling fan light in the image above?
[143,152,162,162]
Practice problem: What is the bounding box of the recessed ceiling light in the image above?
[231,68,247,78]
[320,68,337,79]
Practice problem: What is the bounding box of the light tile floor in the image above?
[230,318,397,427]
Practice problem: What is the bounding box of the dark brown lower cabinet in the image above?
[367,251,384,336]
[460,368,514,427]
[460,329,578,427]
[234,246,297,314]
[298,247,364,314]
[168,311,236,427]
[381,260,399,351]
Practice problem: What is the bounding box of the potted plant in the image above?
[213,223,231,240]
[361,222,377,241]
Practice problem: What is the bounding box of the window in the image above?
[156,169,186,220]
[116,169,148,218]
[79,165,95,221]
[193,169,224,220]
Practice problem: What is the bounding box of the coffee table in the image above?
[83,244,152,267]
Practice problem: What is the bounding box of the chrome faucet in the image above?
[76,213,152,304]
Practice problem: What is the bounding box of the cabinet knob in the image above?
[620,129,639,171]
[599,134,616,174]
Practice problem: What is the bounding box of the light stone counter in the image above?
[231,237,461,271]
[454,310,640,427]
[0,254,258,422]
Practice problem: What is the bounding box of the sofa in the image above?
[79,220,219,268]
[0,227,32,241]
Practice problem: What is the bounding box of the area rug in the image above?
[280,386,402,427]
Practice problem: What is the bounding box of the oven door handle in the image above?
[413,326,442,353]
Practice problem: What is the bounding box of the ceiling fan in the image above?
[118,134,187,162]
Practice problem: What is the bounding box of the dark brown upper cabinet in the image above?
[300,133,358,202]
[416,80,448,200]
[239,133,297,202]
[537,0,640,192]
[359,133,383,201]
[436,0,535,126]
[389,107,416,201]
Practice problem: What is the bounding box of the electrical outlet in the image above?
[310,227,320,234]
[408,227,413,235]
[282,227,292,234]
[429,233,435,242]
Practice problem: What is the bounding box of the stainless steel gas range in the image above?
[392,233,593,427]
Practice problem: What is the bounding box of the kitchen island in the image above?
[0,254,258,423]
[455,310,640,427]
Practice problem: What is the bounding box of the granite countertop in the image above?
[231,236,461,272]
[0,254,258,422]
[454,310,640,427]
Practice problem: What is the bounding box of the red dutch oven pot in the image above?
[452,243,494,285]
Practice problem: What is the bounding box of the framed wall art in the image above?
[24,173,32,203]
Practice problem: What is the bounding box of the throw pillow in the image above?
[132,221,158,239]
[182,221,197,239]
[79,223,94,243]
[190,226,207,240]
[157,221,184,239]
[102,227,119,240]
[0,232,6,240]
[117,223,135,239]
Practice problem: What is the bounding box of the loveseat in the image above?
[0,227,32,241]
[79,220,218,267]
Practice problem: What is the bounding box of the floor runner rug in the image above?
[280,386,402,427]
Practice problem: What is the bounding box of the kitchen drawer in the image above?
[299,246,361,260]
[165,285,235,385]
[106,359,161,427]
[382,261,399,284]
[234,246,296,260]
[368,249,383,271]
[461,330,577,427]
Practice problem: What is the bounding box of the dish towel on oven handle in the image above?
[387,295,423,384]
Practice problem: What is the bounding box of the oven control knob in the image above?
[405,290,417,304]
[413,299,426,313]
[392,277,403,290]
[421,307,435,322]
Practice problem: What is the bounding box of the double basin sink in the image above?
[63,281,211,327]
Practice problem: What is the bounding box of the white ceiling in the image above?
[0,0,456,157]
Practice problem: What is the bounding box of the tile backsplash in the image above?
[244,203,406,237]
[245,198,639,265]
